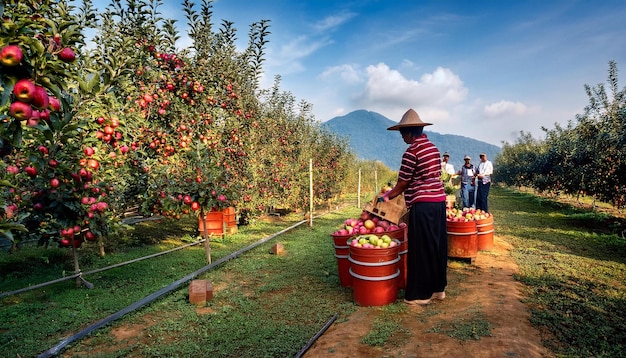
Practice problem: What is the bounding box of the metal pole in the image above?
[357,167,361,208]
[309,158,313,227]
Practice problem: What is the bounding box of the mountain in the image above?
[322,110,501,171]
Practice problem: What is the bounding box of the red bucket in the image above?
[334,244,351,287]
[331,233,354,287]
[398,247,408,290]
[476,215,494,251]
[198,210,224,236]
[348,238,400,306]
[390,226,408,289]
[224,206,237,234]
[447,220,478,261]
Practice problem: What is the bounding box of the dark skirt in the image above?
[404,201,448,300]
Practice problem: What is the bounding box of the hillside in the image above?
[322,110,501,170]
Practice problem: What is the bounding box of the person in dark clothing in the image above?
[378,109,447,305]
[456,155,476,208]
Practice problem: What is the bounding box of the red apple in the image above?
[6,166,19,175]
[58,47,76,62]
[191,201,200,211]
[38,109,50,122]
[9,101,33,120]
[0,45,23,66]
[30,86,49,109]
[85,231,96,241]
[24,166,37,177]
[12,79,36,102]
[87,159,99,170]
[50,178,60,188]
[48,96,61,111]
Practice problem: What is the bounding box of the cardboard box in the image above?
[363,194,408,224]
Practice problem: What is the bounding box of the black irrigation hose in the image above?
[0,239,204,299]
[38,219,308,358]
[294,314,338,358]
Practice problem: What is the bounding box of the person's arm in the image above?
[379,179,409,202]
[477,162,493,178]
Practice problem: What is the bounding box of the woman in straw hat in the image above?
[378,109,447,305]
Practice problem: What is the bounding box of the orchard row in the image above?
[0,1,353,253]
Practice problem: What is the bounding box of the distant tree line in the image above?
[496,61,626,209]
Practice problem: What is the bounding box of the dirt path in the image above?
[303,235,552,358]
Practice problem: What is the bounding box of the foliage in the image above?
[496,61,626,209]
[0,0,354,263]
[0,0,115,254]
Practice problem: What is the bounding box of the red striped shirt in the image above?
[398,134,446,207]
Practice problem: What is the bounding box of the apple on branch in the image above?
[0,45,23,66]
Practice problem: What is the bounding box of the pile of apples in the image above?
[331,210,406,237]
[349,234,398,249]
[446,207,491,222]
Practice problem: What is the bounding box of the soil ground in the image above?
[302,235,552,358]
[63,231,554,358]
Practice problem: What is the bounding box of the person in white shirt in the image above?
[441,152,455,175]
[475,153,493,212]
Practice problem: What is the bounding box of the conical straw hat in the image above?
[387,109,432,130]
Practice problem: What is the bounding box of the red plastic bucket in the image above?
[224,207,237,234]
[348,239,400,306]
[392,227,408,289]
[334,244,351,287]
[476,216,494,251]
[331,233,354,287]
[198,209,224,236]
[447,220,478,261]
[349,268,400,307]
[398,247,408,290]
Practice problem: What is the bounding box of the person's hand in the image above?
[377,191,390,203]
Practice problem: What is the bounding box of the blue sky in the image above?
[93,0,626,146]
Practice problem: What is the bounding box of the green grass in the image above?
[1,187,625,357]
[490,186,626,357]
[361,304,410,346]
[426,303,492,340]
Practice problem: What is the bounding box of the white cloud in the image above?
[353,63,468,110]
[483,100,528,117]
[320,64,362,84]
[279,35,332,62]
[312,11,357,32]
